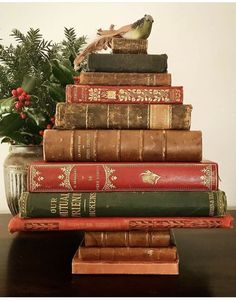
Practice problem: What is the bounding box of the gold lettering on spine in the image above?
[162,130,166,161]
[127,105,130,128]
[117,130,121,161]
[89,193,97,216]
[86,133,91,160]
[77,135,82,159]
[20,192,29,216]
[93,130,98,160]
[107,104,110,128]
[70,131,75,161]
[50,198,57,214]
[71,193,82,217]
[85,104,88,128]
[139,130,144,161]
[208,192,215,216]
[59,193,69,217]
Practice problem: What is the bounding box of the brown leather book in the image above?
[78,72,171,86]
[43,129,202,162]
[111,38,148,54]
[55,103,192,130]
[72,257,179,275]
[84,230,171,247]
[78,245,177,261]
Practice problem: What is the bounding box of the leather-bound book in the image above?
[55,103,192,130]
[78,245,177,261]
[66,85,183,104]
[78,72,171,86]
[87,53,168,73]
[43,129,202,162]
[111,38,148,54]
[18,190,227,218]
[8,214,234,233]
[27,161,219,193]
[84,230,171,247]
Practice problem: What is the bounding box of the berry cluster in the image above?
[12,87,31,119]
[39,116,55,136]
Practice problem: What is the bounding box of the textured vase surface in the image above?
[3,145,43,215]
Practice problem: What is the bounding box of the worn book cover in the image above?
[18,190,227,218]
[111,38,148,54]
[66,85,183,104]
[27,161,218,192]
[8,214,233,233]
[87,53,168,73]
[43,129,202,162]
[78,72,171,86]
[55,103,192,130]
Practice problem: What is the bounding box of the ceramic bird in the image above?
[74,15,154,70]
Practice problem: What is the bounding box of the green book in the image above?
[87,53,168,73]
[19,191,227,218]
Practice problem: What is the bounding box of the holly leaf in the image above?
[0,113,24,136]
[0,96,16,115]
[25,107,48,128]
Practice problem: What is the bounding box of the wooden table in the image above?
[0,212,235,297]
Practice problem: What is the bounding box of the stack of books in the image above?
[8,38,233,275]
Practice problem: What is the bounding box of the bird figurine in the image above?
[74,14,154,70]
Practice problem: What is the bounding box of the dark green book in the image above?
[19,191,226,218]
[87,53,168,73]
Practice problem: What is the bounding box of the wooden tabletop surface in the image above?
[0,212,235,297]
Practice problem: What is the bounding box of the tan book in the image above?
[84,230,171,247]
[78,72,171,86]
[55,103,192,130]
[111,38,148,54]
[43,129,202,162]
[72,258,179,275]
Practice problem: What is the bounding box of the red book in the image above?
[8,215,233,233]
[66,84,183,104]
[27,161,218,192]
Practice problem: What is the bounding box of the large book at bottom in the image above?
[72,257,179,275]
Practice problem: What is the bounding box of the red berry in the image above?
[18,95,25,102]
[16,87,24,95]
[11,89,18,97]
[25,94,31,101]
[50,116,55,124]
[21,92,27,98]
[20,112,27,119]
[15,101,24,110]
[24,100,31,106]
[39,130,44,136]
[47,124,52,129]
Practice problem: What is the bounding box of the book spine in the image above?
[18,191,227,218]
[43,129,202,162]
[27,162,218,192]
[87,53,168,73]
[78,246,177,261]
[111,38,148,54]
[79,72,171,86]
[55,103,192,130]
[8,214,233,233]
[84,230,171,247]
[66,85,183,104]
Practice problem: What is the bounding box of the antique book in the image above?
[55,103,192,130]
[43,129,202,162]
[72,258,179,275]
[87,53,168,73]
[111,38,148,54]
[27,161,219,193]
[8,214,233,233]
[18,190,227,218]
[66,84,183,104]
[78,72,171,86]
[84,230,171,247]
[78,245,177,261]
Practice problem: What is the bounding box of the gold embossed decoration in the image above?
[103,165,117,190]
[140,170,161,185]
[200,165,212,189]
